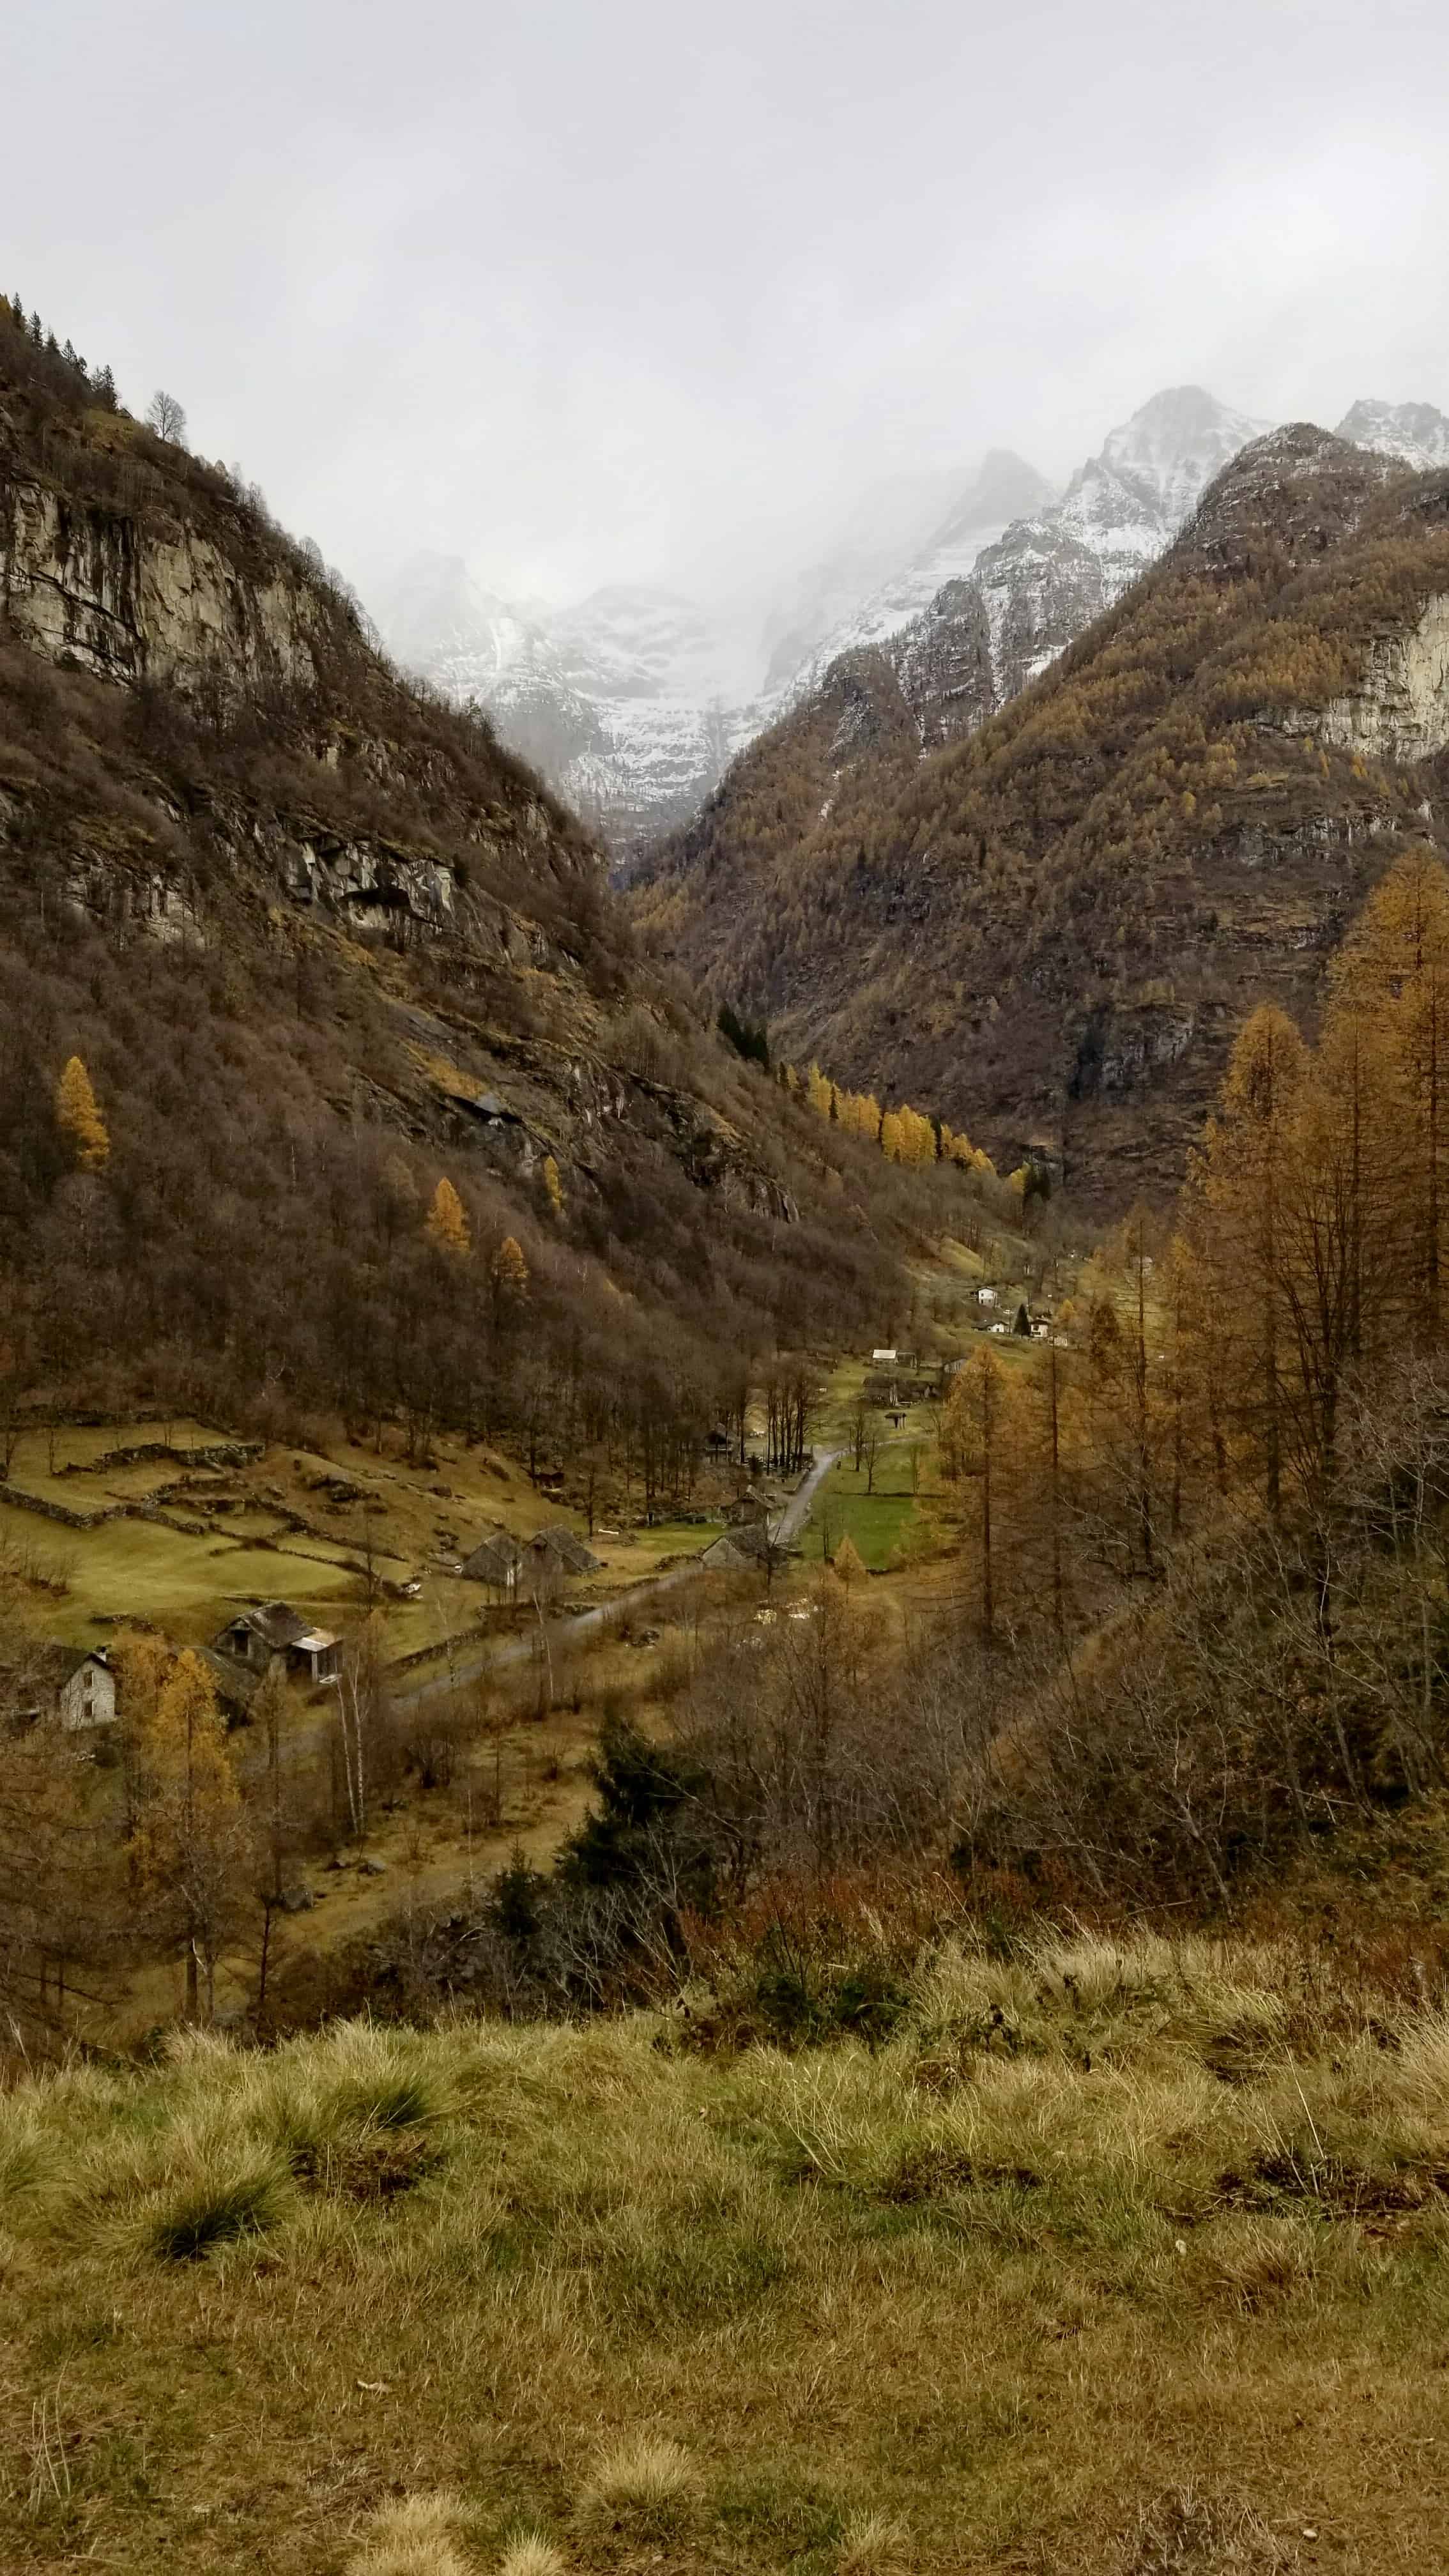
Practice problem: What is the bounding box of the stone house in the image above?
[701,1524,778,1574]
[462,1526,601,1606]
[723,1487,770,1529]
[212,1600,340,1684]
[521,1527,602,1604]
[42,1646,117,1729]
[461,1531,526,1597]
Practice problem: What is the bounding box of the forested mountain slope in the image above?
[0,303,947,1459]
[635,425,1449,1202]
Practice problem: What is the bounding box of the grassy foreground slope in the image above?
[4,1935,1449,2573]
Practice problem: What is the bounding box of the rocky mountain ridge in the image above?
[632,422,1449,1205]
[769,393,1449,768]
[776,448,1055,698]
[376,391,1449,858]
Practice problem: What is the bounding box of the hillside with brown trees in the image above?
[0,296,1000,1476]
[634,424,1449,1203]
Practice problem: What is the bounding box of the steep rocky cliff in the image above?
[635,427,1449,1205]
[1,468,327,699]
[1316,592,1449,763]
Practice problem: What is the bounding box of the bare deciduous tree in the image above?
[146,389,187,444]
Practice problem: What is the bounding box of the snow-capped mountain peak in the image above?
[367,387,1449,860]
[362,563,755,854]
[1335,399,1449,471]
[1094,385,1271,526]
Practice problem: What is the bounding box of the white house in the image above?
[42,1648,117,1729]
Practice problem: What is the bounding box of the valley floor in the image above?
[3,1933,1448,2574]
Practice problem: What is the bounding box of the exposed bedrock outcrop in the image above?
[1317,594,1449,763]
[1,475,325,699]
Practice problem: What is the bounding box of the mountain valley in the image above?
[12,294,1449,2576]
[0,302,976,1483]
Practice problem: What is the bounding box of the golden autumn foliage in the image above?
[831,1532,867,1591]
[56,1054,109,1170]
[795,1061,941,1166]
[542,1154,564,1216]
[941,1347,1013,1639]
[425,1176,470,1256]
[128,1648,249,2020]
[946,851,1449,1646]
[491,1235,529,1300]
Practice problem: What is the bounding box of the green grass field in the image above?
[797,1450,933,1570]
[4,1930,1448,2573]
[614,1517,712,1561]
[0,1503,367,1647]
[0,1416,626,1662]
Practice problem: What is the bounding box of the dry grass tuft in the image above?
[150,2150,293,2261]
[838,2506,910,2571]
[497,2535,567,2576]
[346,2489,473,2576]
[1388,2005,1449,2113]
[1123,2483,1288,2572]
[1193,2216,1319,2315]
[54,2109,298,2263]
[579,2435,696,2527]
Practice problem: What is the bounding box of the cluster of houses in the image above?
[972,1287,1057,1339]
[461,1524,602,1604]
[12,1600,346,1737]
[13,1485,790,1737]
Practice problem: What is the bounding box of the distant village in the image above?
[6,1291,1057,1737]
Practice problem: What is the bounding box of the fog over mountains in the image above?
[367,388,1449,858]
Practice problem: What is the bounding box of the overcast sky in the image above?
[6,0,1449,623]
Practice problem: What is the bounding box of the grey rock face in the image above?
[0,475,328,701]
